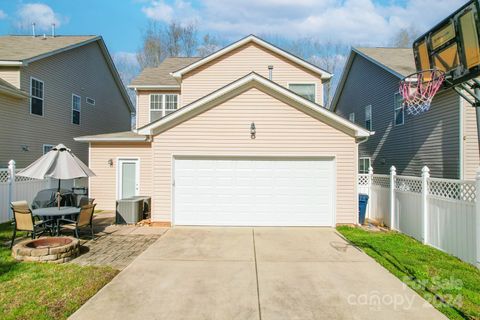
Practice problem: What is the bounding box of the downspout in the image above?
[459,94,464,179]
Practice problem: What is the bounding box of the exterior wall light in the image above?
[250,122,256,139]
[107,159,113,167]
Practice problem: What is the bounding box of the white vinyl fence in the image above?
[359,166,479,268]
[0,160,74,223]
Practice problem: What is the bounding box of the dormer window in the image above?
[150,94,178,122]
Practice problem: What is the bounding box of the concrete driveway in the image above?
[71,227,446,320]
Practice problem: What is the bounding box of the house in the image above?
[0,35,134,169]
[331,47,479,180]
[76,35,372,227]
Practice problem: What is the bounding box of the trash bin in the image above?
[358,194,369,225]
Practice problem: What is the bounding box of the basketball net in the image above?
[399,69,446,116]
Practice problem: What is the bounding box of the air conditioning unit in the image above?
[116,198,143,224]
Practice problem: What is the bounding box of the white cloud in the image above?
[16,3,65,32]
[140,0,466,45]
[0,10,7,20]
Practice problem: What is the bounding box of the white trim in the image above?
[138,73,371,138]
[459,94,465,179]
[170,35,333,80]
[71,93,81,125]
[393,92,404,126]
[75,136,148,142]
[365,105,372,131]
[42,144,54,155]
[88,142,91,198]
[171,154,337,227]
[116,158,140,200]
[287,82,317,103]
[30,76,44,117]
[0,60,24,66]
[128,85,181,90]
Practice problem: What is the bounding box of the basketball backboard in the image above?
[413,0,480,88]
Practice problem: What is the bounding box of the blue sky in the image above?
[0,0,467,59]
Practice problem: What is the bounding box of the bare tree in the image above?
[136,22,166,69]
[165,22,183,56]
[197,34,220,57]
[391,27,419,47]
[181,23,198,56]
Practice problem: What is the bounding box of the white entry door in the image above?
[118,159,139,199]
[173,158,335,226]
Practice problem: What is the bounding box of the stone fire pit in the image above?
[12,237,80,263]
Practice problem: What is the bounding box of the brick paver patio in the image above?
[68,212,167,270]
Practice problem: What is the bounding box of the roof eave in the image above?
[127,84,181,90]
[74,136,148,143]
[0,85,29,99]
[0,61,24,66]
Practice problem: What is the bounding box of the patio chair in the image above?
[76,196,95,208]
[10,200,53,248]
[57,203,96,240]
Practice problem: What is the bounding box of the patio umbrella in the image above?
[17,144,95,207]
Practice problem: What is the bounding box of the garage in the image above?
[173,158,335,226]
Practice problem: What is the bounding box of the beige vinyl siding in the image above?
[0,41,131,168]
[136,90,180,128]
[462,98,479,180]
[89,142,152,211]
[181,42,324,106]
[0,67,20,88]
[335,54,460,178]
[152,87,357,224]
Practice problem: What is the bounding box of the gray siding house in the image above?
[0,35,134,168]
[332,48,479,179]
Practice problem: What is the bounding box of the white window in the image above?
[394,93,404,126]
[43,144,54,155]
[359,157,371,174]
[365,105,372,130]
[288,83,316,102]
[30,78,44,116]
[72,94,81,125]
[150,94,178,122]
[86,97,95,106]
[349,112,355,123]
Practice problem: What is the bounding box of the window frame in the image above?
[42,144,54,155]
[287,83,317,103]
[365,105,372,130]
[30,77,44,117]
[394,92,405,126]
[72,94,81,125]
[149,93,179,122]
[359,157,371,174]
[349,112,355,123]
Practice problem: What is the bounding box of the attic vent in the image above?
[268,65,273,80]
[86,97,95,106]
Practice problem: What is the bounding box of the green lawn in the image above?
[0,222,118,320]
[337,226,480,320]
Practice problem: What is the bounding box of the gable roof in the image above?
[129,57,201,89]
[137,72,371,139]
[0,35,134,113]
[170,35,333,81]
[331,47,416,111]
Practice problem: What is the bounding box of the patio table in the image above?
[33,206,80,235]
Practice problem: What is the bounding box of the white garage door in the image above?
[173,158,335,226]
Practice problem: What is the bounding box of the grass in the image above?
[0,222,118,320]
[337,226,480,320]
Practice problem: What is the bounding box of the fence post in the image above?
[422,166,430,244]
[476,168,480,269]
[390,166,396,230]
[7,160,16,220]
[367,166,373,218]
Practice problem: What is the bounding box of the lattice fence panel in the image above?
[372,175,390,188]
[0,170,8,183]
[358,174,369,186]
[428,178,476,203]
[395,176,422,193]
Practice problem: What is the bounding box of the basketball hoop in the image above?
[399,69,446,116]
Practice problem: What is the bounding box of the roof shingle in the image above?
[130,57,201,87]
[355,47,416,78]
[0,35,98,61]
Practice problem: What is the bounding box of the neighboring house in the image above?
[0,35,134,168]
[76,35,371,227]
[331,47,479,180]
